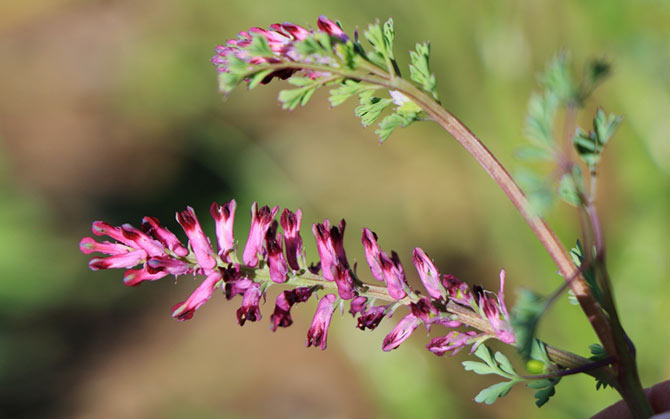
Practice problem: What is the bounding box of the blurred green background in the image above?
[0,0,668,417]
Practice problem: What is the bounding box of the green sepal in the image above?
[409,42,438,100]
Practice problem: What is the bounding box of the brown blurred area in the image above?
[0,0,668,418]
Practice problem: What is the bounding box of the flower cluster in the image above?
[211,16,349,87]
[80,200,514,353]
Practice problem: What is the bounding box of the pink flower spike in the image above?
[79,237,130,255]
[237,282,263,326]
[382,313,421,352]
[280,208,304,271]
[121,224,166,257]
[210,199,237,261]
[413,248,446,300]
[142,216,189,257]
[243,202,279,267]
[265,221,289,283]
[380,251,408,300]
[88,249,147,271]
[317,16,349,41]
[306,294,337,350]
[123,267,168,287]
[176,207,217,271]
[361,228,384,281]
[172,271,223,321]
[426,331,478,357]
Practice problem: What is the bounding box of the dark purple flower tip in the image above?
[79,237,131,255]
[265,221,289,283]
[237,282,263,326]
[88,249,147,271]
[412,248,446,300]
[306,294,337,350]
[176,207,217,271]
[142,216,189,257]
[270,286,315,331]
[280,208,304,271]
[224,277,253,300]
[317,16,349,42]
[380,250,408,300]
[123,267,168,287]
[210,199,237,260]
[356,305,387,331]
[426,331,479,357]
[382,313,421,352]
[361,228,384,282]
[332,264,356,300]
[172,271,223,321]
[410,297,439,323]
[243,202,279,267]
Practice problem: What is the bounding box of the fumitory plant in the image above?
[79,16,664,417]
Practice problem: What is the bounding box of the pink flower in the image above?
[88,249,146,271]
[270,287,315,331]
[123,268,168,287]
[361,228,384,281]
[317,16,349,42]
[412,248,446,300]
[478,270,515,344]
[380,251,409,300]
[176,207,217,271]
[356,305,388,331]
[410,297,439,324]
[120,224,165,257]
[237,282,263,326]
[312,219,349,277]
[265,221,289,283]
[426,331,479,356]
[142,216,189,257]
[210,199,236,261]
[443,274,474,306]
[171,271,223,320]
[306,294,337,350]
[332,263,355,300]
[123,268,167,287]
[382,313,421,352]
[79,237,131,255]
[280,208,303,271]
[243,202,279,267]
[146,256,192,276]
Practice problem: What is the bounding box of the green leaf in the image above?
[329,80,376,107]
[516,146,554,161]
[409,42,438,100]
[494,351,517,376]
[557,165,585,207]
[364,21,390,70]
[573,108,621,172]
[531,379,559,407]
[511,289,546,359]
[569,241,602,305]
[541,52,576,104]
[524,91,559,147]
[295,33,331,57]
[278,84,317,110]
[355,97,393,127]
[375,111,417,142]
[588,343,607,361]
[247,69,274,90]
[247,34,275,58]
[515,169,554,216]
[474,381,518,405]
[462,361,496,375]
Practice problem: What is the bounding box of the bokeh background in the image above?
[1,0,668,418]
